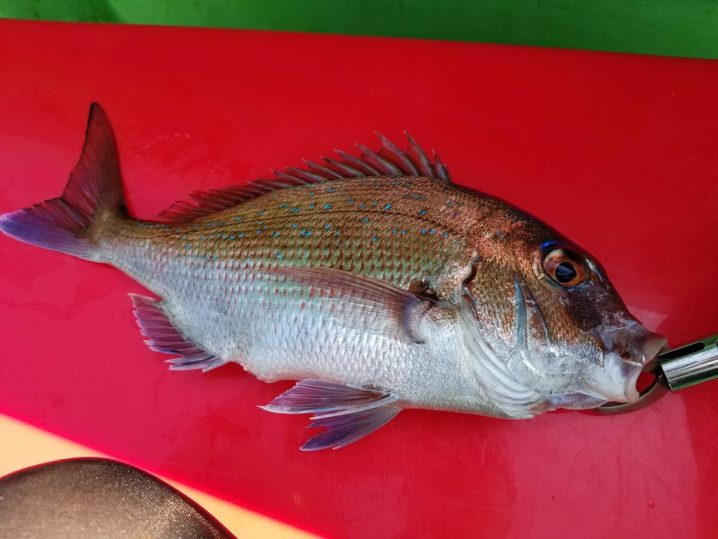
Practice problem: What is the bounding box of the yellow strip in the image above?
[0,414,316,539]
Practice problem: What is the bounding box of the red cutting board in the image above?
[1,19,717,538]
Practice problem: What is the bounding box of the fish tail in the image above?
[0,104,126,261]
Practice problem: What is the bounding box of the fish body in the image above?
[107,176,508,416]
[0,105,666,449]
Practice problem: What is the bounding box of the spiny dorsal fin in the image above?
[159,132,451,223]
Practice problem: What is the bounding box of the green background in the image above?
[2,0,718,59]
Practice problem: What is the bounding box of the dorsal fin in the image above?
[159,132,451,223]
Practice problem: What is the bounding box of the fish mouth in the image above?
[586,329,668,403]
[585,353,644,402]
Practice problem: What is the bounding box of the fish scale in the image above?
[98,177,490,416]
[0,104,667,450]
[108,178,476,292]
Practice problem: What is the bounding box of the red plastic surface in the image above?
[1,20,717,538]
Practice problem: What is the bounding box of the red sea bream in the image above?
[0,105,667,450]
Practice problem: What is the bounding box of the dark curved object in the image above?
[0,458,234,538]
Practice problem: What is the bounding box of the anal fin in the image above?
[260,379,401,451]
[129,294,227,372]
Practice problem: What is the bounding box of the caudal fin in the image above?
[0,103,125,260]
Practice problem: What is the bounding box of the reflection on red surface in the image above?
[1,20,717,538]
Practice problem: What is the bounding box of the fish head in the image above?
[461,219,666,414]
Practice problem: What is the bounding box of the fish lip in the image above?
[583,352,643,403]
[622,361,643,402]
[637,334,669,369]
[622,333,668,402]
[589,328,668,403]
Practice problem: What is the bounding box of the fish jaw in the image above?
[486,323,668,413]
[583,351,645,403]
[569,325,667,405]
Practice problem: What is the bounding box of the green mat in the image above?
[2,0,718,59]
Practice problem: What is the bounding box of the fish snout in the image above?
[586,327,668,403]
[634,332,668,369]
[600,326,668,368]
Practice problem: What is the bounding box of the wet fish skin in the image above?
[104,176,501,414]
[0,105,667,450]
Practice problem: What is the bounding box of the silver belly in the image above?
[107,244,506,417]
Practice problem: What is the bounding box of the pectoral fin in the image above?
[260,380,401,451]
[271,266,443,343]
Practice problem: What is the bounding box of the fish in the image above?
[0,104,667,450]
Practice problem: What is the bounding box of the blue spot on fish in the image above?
[291,223,298,229]
[238,232,245,238]
[275,251,284,260]
[370,235,378,243]
[323,223,332,230]
[271,231,281,238]
[308,202,316,210]
[428,228,435,235]
[383,203,392,210]
[299,229,313,237]
[391,228,398,235]
[358,202,367,209]
[420,228,427,235]
[279,203,289,209]
[371,201,378,207]
[441,231,449,238]
[361,216,370,224]
[183,243,191,250]
[290,207,301,214]
[418,209,428,216]
[327,186,336,193]
[323,203,333,210]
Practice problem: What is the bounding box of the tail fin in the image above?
[0,103,125,260]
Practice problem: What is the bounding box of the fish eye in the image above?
[542,248,589,287]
